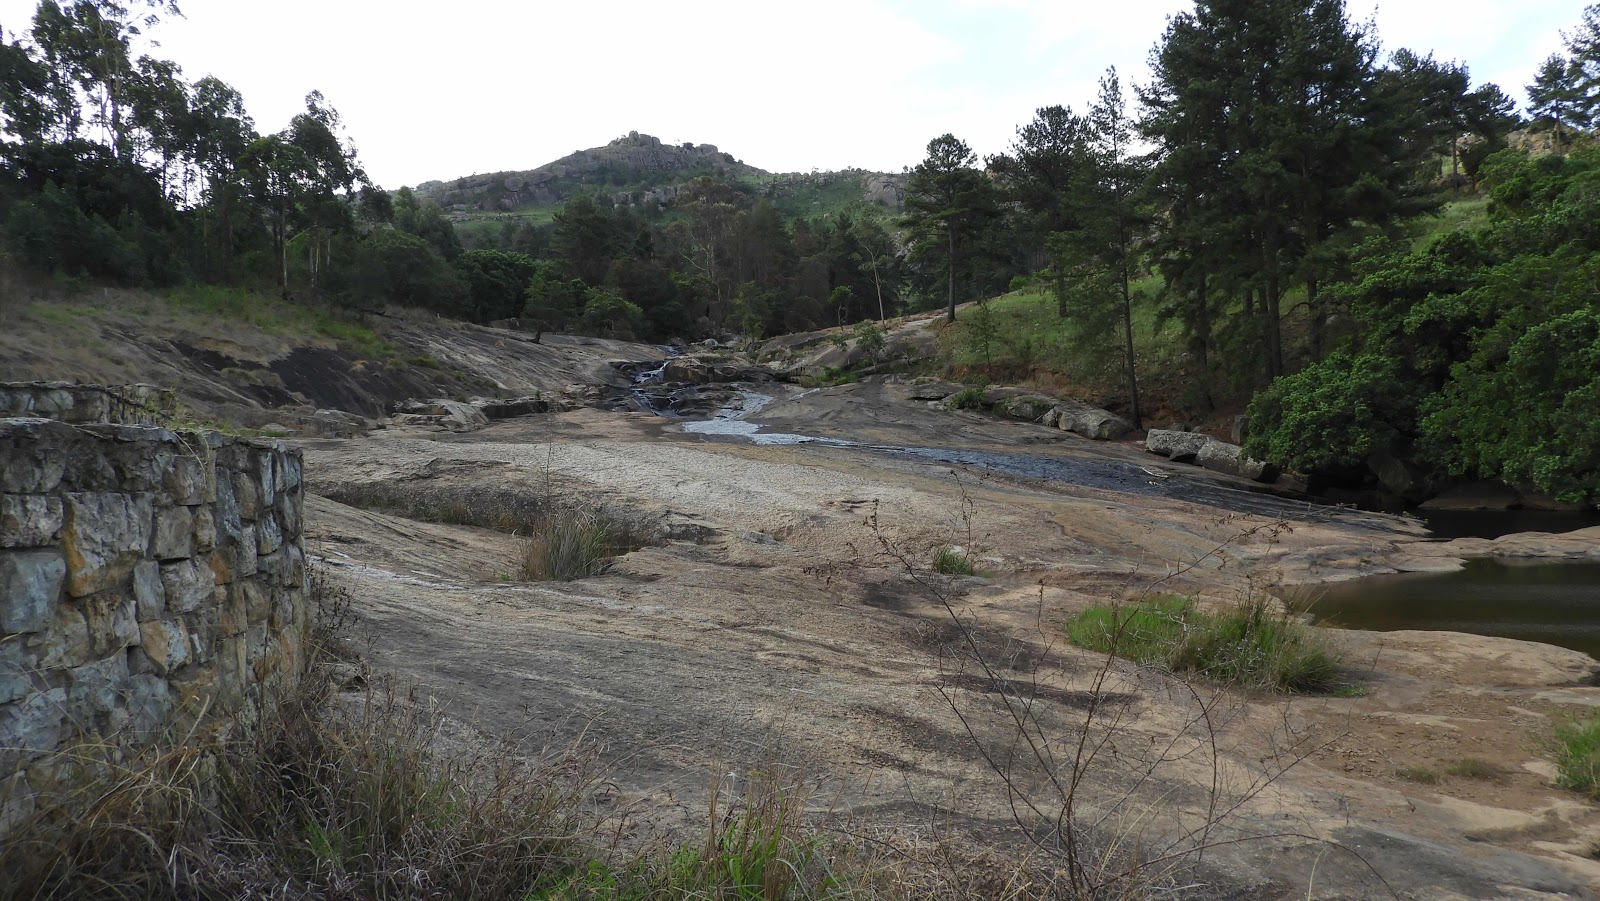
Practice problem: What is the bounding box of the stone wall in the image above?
[0,417,308,836]
[0,382,177,426]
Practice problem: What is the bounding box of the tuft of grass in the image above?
[1067,596,1342,693]
[519,509,622,582]
[932,545,978,576]
[1555,717,1600,797]
[1396,766,1444,785]
[1445,757,1507,782]
[0,574,599,901]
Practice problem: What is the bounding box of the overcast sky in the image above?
[0,0,1583,187]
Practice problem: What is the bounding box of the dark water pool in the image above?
[1417,509,1600,540]
[1311,559,1600,658]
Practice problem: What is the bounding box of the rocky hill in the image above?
[414,131,907,216]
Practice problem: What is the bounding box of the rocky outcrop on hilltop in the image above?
[415,132,765,212]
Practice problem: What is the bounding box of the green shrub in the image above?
[1067,597,1342,693]
[947,386,987,411]
[1556,717,1600,797]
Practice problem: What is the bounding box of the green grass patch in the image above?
[1067,597,1342,693]
[1444,757,1507,781]
[1555,717,1600,797]
[165,285,394,358]
[932,545,978,576]
[1395,766,1443,785]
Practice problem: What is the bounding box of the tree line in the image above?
[3,0,1598,498]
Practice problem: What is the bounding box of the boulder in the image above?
[1195,439,1280,483]
[390,400,490,433]
[1054,402,1133,440]
[1145,429,1209,462]
[902,379,961,401]
[474,397,550,419]
[1367,450,1431,502]
[994,395,1057,423]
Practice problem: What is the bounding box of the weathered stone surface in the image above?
[256,451,276,509]
[1368,450,1430,501]
[132,561,164,622]
[163,454,207,505]
[124,673,172,736]
[1145,429,1210,462]
[0,688,68,758]
[1420,480,1523,511]
[0,642,32,705]
[0,411,306,841]
[0,550,66,633]
[62,492,152,597]
[160,559,214,614]
[151,505,194,560]
[232,472,260,521]
[68,653,129,723]
[38,604,90,669]
[138,619,189,674]
[1195,439,1279,483]
[1,495,63,547]
[82,589,139,653]
[995,395,1058,423]
[256,513,283,555]
[1054,402,1133,441]
[239,579,270,626]
[192,507,216,553]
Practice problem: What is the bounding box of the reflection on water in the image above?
[1311,560,1600,658]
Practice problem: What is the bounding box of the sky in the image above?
[0,0,1583,188]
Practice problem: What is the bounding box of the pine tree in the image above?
[901,134,996,323]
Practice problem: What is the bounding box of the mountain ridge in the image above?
[414,130,906,216]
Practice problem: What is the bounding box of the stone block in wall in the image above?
[1,495,63,547]
[0,420,69,493]
[239,578,269,627]
[219,582,247,636]
[0,687,68,761]
[138,618,189,674]
[256,513,282,555]
[160,559,213,615]
[68,653,129,730]
[0,549,66,633]
[38,604,90,669]
[163,454,208,506]
[81,588,139,655]
[0,641,32,705]
[124,673,171,736]
[62,492,153,597]
[278,491,300,539]
[206,549,233,586]
[232,472,259,521]
[213,476,243,545]
[151,505,194,560]
[192,507,215,553]
[132,561,164,622]
[233,540,258,580]
[257,451,276,509]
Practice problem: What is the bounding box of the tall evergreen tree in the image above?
[1527,54,1589,146]
[989,105,1092,318]
[901,134,995,323]
[1141,0,1438,380]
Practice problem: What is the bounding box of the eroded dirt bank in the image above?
[297,379,1600,900]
